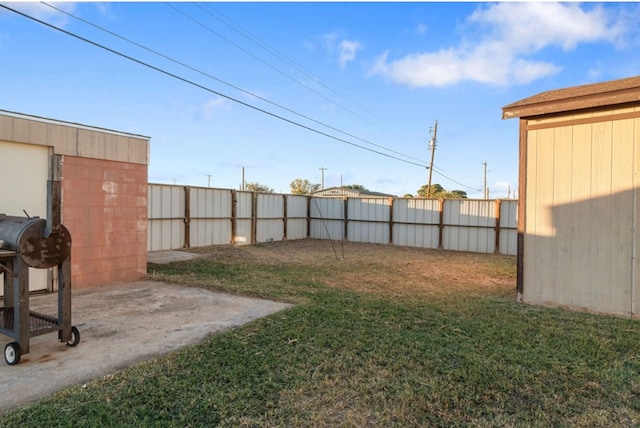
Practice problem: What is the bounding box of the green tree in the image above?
[341,184,367,190]
[245,182,274,193]
[403,194,414,198]
[289,179,320,195]
[416,184,467,199]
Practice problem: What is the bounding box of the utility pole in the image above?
[241,167,245,191]
[319,167,328,189]
[482,162,488,199]
[206,174,212,187]
[426,120,438,198]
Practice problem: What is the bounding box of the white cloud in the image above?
[338,39,362,68]
[369,2,624,87]
[12,2,77,28]
[196,97,229,120]
[323,32,363,68]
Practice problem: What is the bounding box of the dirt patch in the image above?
[187,239,517,299]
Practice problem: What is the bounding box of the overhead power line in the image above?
[165,3,403,140]
[197,2,407,139]
[40,2,424,164]
[2,3,428,169]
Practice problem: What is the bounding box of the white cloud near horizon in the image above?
[369,2,625,87]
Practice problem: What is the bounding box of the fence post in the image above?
[283,194,288,241]
[306,196,311,238]
[343,197,349,241]
[494,199,502,254]
[231,190,237,245]
[184,186,191,249]
[388,197,394,245]
[438,198,445,249]
[251,191,257,245]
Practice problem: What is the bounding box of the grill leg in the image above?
[58,257,72,343]
[14,258,29,355]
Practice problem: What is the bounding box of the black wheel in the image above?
[4,342,20,365]
[66,326,80,347]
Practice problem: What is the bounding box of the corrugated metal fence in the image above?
[148,184,518,255]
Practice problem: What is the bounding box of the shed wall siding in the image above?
[523,107,640,316]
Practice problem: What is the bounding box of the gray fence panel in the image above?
[442,200,496,253]
[347,198,390,244]
[392,198,440,248]
[148,184,185,251]
[256,194,285,243]
[190,188,233,247]
[499,200,518,255]
[310,197,344,240]
[235,191,253,245]
[286,195,308,240]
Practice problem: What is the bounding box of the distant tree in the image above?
[416,183,466,199]
[245,182,274,193]
[450,190,468,199]
[341,184,367,191]
[290,178,320,195]
[403,194,414,198]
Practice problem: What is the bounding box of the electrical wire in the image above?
[431,165,482,191]
[165,3,406,142]
[1,3,428,169]
[198,2,408,140]
[40,2,425,164]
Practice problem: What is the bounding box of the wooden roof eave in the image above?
[502,87,640,120]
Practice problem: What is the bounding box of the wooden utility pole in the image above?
[427,120,438,198]
[319,167,328,189]
[482,161,488,199]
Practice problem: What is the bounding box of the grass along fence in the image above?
[148,184,518,255]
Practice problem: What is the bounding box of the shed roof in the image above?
[502,75,640,119]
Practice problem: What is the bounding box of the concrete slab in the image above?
[0,281,292,411]
[147,251,204,264]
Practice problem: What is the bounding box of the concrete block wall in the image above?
[62,156,147,288]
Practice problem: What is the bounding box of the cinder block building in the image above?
[0,110,150,291]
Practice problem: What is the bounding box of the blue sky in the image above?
[1,2,639,198]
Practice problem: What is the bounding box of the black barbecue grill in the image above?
[0,181,80,365]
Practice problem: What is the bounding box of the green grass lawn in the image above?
[3,242,640,427]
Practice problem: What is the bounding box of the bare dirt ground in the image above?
[187,239,517,299]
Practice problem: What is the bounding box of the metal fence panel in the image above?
[310,197,344,240]
[286,195,308,240]
[394,198,440,224]
[189,188,233,247]
[443,200,496,253]
[148,184,185,251]
[348,198,391,221]
[393,224,440,248]
[499,200,518,255]
[348,221,389,244]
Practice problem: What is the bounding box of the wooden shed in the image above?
[502,76,640,317]
[0,110,150,291]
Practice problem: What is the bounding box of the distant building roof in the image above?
[312,187,396,198]
[502,75,640,119]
